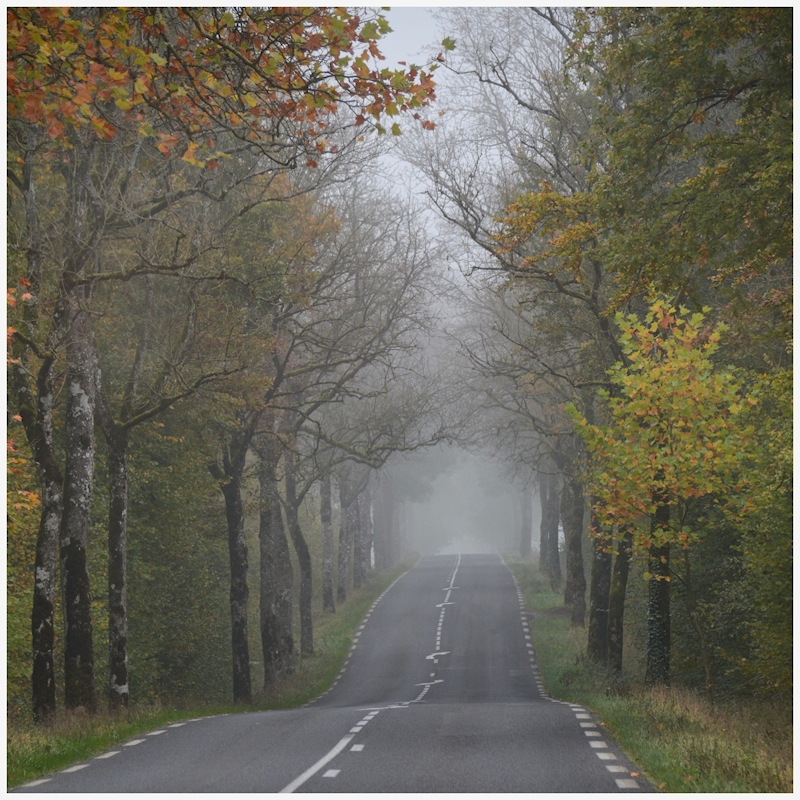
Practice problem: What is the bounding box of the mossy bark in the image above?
[320,473,336,613]
[607,528,633,672]
[561,473,586,628]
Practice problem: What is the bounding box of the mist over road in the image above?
[17,555,649,793]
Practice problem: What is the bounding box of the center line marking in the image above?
[280,735,355,792]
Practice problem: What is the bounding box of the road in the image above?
[17,554,650,793]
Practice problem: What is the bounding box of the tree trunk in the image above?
[106,432,130,709]
[586,510,613,663]
[539,472,561,588]
[60,303,97,712]
[362,482,374,577]
[561,473,586,627]
[11,126,63,720]
[13,353,63,721]
[218,474,252,703]
[320,472,336,613]
[255,437,294,684]
[646,504,671,686]
[519,485,533,558]
[607,528,633,673]
[285,451,313,657]
[337,481,354,603]
[352,490,365,589]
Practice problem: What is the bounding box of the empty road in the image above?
[17,554,649,792]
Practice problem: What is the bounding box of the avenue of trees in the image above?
[8,7,791,722]
[7,7,455,720]
[411,6,790,698]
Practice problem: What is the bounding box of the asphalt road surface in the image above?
[17,554,650,793]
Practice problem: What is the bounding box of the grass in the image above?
[7,561,414,789]
[505,555,793,793]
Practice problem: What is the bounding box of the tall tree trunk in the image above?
[218,473,252,703]
[586,510,613,663]
[11,124,62,720]
[60,302,97,712]
[337,481,354,603]
[540,472,562,588]
[519,485,533,558]
[209,418,259,704]
[361,481,374,578]
[607,528,633,673]
[646,504,671,686]
[320,472,336,613]
[254,436,294,684]
[561,473,586,628]
[285,451,313,657]
[348,492,364,590]
[13,351,63,720]
[106,431,129,709]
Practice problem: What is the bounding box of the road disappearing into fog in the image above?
[17,555,649,793]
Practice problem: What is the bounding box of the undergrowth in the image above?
[7,561,413,789]
[505,555,792,793]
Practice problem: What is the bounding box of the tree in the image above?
[8,6,438,715]
[570,296,757,686]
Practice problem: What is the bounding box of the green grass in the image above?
[7,561,414,789]
[505,555,793,793]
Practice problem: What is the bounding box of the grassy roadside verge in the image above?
[7,560,414,789]
[505,556,792,793]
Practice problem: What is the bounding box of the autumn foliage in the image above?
[7,7,437,161]
[569,296,757,551]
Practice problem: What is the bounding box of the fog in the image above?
[396,448,542,557]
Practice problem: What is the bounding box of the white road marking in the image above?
[350,727,363,733]
[22,779,51,787]
[606,765,628,773]
[596,752,617,760]
[415,680,444,687]
[616,778,639,789]
[95,751,120,759]
[147,730,166,736]
[323,769,340,778]
[576,713,591,719]
[580,722,596,728]
[123,739,145,746]
[585,731,601,737]
[168,722,186,728]
[351,744,364,752]
[590,741,608,748]
[61,764,89,773]
[279,734,355,792]
[426,651,450,660]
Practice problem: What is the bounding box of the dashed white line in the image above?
[61,764,89,773]
[279,734,355,792]
[123,739,145,746]
[590,741,609,749]
[351,744,365,752]
[22,779,51,787]
[323,769,340,778]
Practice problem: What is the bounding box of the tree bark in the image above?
[519,485,533,558]
[561,473,586,627]
[646,504,671,686]
[320,472,336,613]
[586,510,613,663]
[254,436,294,684]
[352,490,365,589]
[539,471,561,588]
[607,528,633,673]
[337,480,355,603]
[208,418,259,704]
[60,302,97,712]
[285,451,313,656]
[106,431,129,709]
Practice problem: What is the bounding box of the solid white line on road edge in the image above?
[279,734,355,793]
